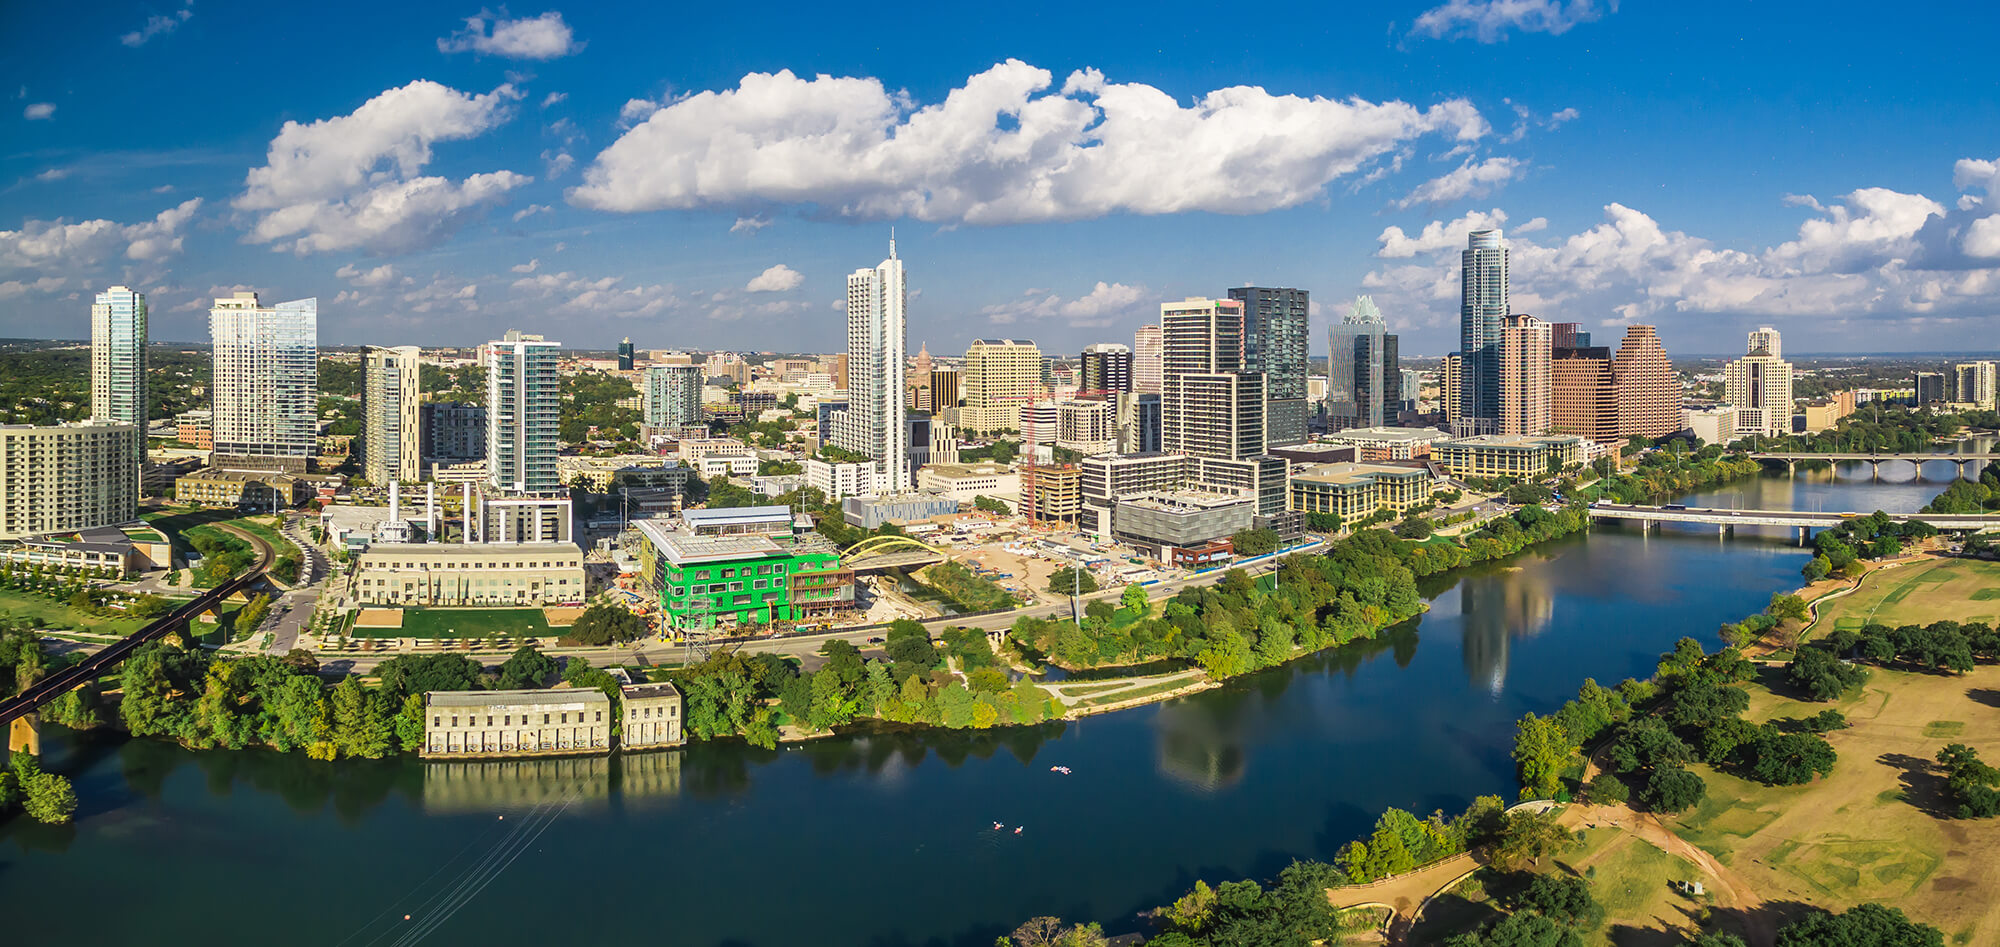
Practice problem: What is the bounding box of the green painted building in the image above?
[635,508,854,630]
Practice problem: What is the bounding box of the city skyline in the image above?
[5,3,2000,357]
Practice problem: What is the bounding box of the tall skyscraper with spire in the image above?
[1328,295,1400,429]
[832,236,909,491]
[1458,230,1509,435]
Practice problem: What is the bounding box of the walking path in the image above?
[1326,850,1485,943]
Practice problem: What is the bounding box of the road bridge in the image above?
[1587,503,2000,540]
[1747,452,1999,478]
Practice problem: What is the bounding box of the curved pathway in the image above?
[1325,850,1485,944]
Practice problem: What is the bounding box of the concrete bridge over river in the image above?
[1586,503,2000,540]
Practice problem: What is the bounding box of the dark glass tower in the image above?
[1227,286,1309,447]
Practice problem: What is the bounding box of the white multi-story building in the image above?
[1685,405,1740,447]
[90,286,148,429]
[1724,326,1793,438]
[0,422,140,540]
[831,239,909,491]
[486,330,562,492]
[1132,324,1163,394]
[806,458,884,501]
[644,364,705,430]
[1954,361,1998,410]
[1056,400,1117,456]
[1162,297,1265,462]
[362,345,423,485]
[210,292,317,472]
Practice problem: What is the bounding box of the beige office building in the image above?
[1434,434,1585,479]
[621,683,686,749]
[1613,325,1681,438]
[0,422,140,541]
[960,339,1043,433]
[1288,462,1437,520]
[362,345,424,485]
[422,689,612,758]
[1498,315,1551,436]
[1724,327,1793,438]
[351,542,586,606]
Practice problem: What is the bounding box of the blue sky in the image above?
[4,0,1999,357]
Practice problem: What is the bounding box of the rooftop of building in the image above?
[680,506,792,529]
[1443,433,1585,449]
[357,541,582,558]
[1327,426,1454,443]
[920,462,1014,478]
[427,688,606,708]
[620,682,682,701]
[1291,462,1432,485]
[1119,489,1255,513]
[635,517,832,565]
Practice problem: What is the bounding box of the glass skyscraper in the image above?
[91,286,148,428]
[1228,286,1309,447]
[486,330,563,492]
[832,238,910,491]
[1328,296,1401,429]
[210,292,318,472]
[1458,230,1509,435]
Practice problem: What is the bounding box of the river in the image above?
[0,449,1985,946]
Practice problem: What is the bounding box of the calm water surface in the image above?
[1,453,1978,946]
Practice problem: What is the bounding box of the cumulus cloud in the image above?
[1362,159,2000,336]
[542,150,574,178]
[981,281,1147,327]
[438,11,580,60]
[512,203,552,221]
[1411,0,1615,42]
[234,80,530,254]
[35,168,68,182]
[0,277,67,300]
[0,198,203,270]
[617,98,658,127]
[510,259,539,273]
[730,216,770,235]
[1397,156,1524,208]
[336,262,401,287]
[510,267,678,318]
[121,4,192,47]
[745,263,802,292]
[541,92,567,108]
[571,60,1488,225]
[23,103,54,120]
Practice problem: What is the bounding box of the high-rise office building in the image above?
[617,337,635,371]
[832,239,909,491]
[1612,325,1681,438]
[90,286,148,428]
[210,292,317,472]
[1441,354,1462,430]
[1498,314,1551,436]
[0,423,140,540]
[929,366,962,417]
[644,364,706,430]
[1115,391,1162,453]
[960,339,1043,434]
[1079,343,1134,395]
[1229,286,1309,447]
[486,330,562,492]
[361,345,423,485]
[1954,361,1998,410]
[1162,297,1265,461]
[1457,230,1509,435]
[421,402,486,467]
[1551,323,1590,351]
[1327,295,1401,429]
[1550,346,1618,441]
[1724,326,1793,438]
[1132,324,1163,394]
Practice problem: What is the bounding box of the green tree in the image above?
[11,754,77,825]
[1230,527,1280,556]
[1642,766,1706,813]
[565,602,647,646]
[394,692,427,751]
[1512,714,1577,799]
[1047,566,1099,595]
[1493,809,1575,871]
[1443,908,1584,947]
[1768,592,1810,623]
[1774,904,1943,947]
[1120,583,1150,616]
[498,646,557,689]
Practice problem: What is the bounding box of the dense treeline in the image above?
[670,621,1064,747]
[1800,510,1938,580]
[1588,447,1763,504]
[1739,405,1998,454]
[0,346,208,425]
[1923,460,2000,513]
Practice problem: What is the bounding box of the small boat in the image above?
[1013,827,1023,835]
[992,822,1004,830]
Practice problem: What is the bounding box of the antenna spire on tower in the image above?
[889,227,897,260]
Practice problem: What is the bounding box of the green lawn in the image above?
[0,587,147,634]
[359,607,557,639]
[1817,557,2000,629]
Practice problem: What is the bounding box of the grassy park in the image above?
[0,588,148,635]
[1817,556,2000,632]
[351,607,562,639]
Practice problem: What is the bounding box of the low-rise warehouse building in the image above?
[620,682,685,748]
[422,689,611,758]
[350,542,586,606]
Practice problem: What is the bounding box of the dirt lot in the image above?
[1816,556,2000,632]
[1671,662,2000,945]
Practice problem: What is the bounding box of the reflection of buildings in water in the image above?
[1459,566,1555,696]
[421,751,683,814]
[1152,700,1246,793]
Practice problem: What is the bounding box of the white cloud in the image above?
[542,150,574,178]
[120,5,192,47]
[745,263,802,292]
[512,203,552,222]
[1363,160,2000,335]
[1376,209,1513,257]
[34,168,68,182]
[0,277,66,300]
[1397,156,1524,208]
[234,80,530,254]
[1411,0,1615,43]
[617,98,658,127]
[509,268,677,318]
[1547,107,1580,127]
[730,216,770,235]
[438,11,580,60]
[981,281,1147,327]
[23,103,54,120]
[335,262,400,287]
[541,92,567,108]
[510,259,539,273]
[0,198,203,269]
[571,60,1488,225]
